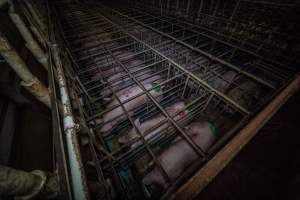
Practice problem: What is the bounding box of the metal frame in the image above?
[49,0,298,199]
[93,2,294,116]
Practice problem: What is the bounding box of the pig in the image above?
[100,73,163,99]
[210,70,238,93]
[142,121,217,193]
[99,83,163,136]
[118,102,189,148]
[99,72,129,98]
[114,51,135,60]
[227,80,262,110]
[91,56,145,82]
[91,65,123,82]
[92,55,157,83]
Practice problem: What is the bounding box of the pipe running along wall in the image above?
[51,43,90,200]
[0,32,50,107]
[9,3,48,71]
[0,165,59,199]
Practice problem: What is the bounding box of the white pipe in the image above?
[9,4,48,71]
[0,32,51,107]
[51,44,90,200]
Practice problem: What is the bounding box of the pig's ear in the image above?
[134,119,141,127]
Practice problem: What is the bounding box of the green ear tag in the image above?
[208,123,219,137]
[185,101,195,113]
[186,105,192,113]
[151,83,161,92]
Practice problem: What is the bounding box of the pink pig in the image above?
[210,70,238,93]
[99,83,163,136]
[118,102,189,148]
[142,121,217,193]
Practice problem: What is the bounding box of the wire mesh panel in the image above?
[51,1,297,199]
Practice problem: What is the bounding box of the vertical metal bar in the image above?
[197,0,204,18]
[230,0,241,20]
[186,0,191,15]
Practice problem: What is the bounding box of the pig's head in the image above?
[143,170,168,197]
[184,121,217,151]
[146,83,163,99]
[118,119,141,144]
[184,121,210,136]
[118,130,138,144]
[165,102,188,119]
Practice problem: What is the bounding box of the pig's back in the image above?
[158,140,198,181]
